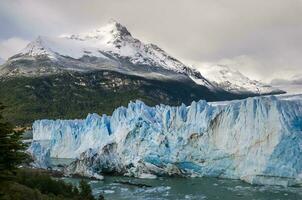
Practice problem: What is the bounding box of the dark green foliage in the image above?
[0,169,97,200]
[73,185,79,196]
[98,194,105,200]
[79,179,95,200]
[0,181,79,200]
[0,181,53,200]
[0,70,245,126]
[0,103,29,180]
[16,169,76,197]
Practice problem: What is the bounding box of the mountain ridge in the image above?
[1,21,282,95]
[194,64,284,94]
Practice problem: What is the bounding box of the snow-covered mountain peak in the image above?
[16,21,192,75]
[195,63,284,95]
[20,36,57,59]
[198,64,248,83]
[61,20,132,44]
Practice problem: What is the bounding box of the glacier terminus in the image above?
[28,94,302,186]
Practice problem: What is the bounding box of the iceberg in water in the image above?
[28,95,302,186]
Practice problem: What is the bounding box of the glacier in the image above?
[28,95,302,186]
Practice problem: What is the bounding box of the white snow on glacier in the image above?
[28,95,302,186]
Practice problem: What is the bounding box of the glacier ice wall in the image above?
[28,95,302,186]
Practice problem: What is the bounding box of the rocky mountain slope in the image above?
[0,70,234,125]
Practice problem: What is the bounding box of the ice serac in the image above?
[28,95,302,186]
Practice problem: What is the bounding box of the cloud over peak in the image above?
[0,0,301,81]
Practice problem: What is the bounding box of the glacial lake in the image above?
[61,176,302,200]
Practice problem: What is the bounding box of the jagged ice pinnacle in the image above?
[28,95,302,186]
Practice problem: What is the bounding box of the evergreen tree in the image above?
[72,185,79,196]
[79,179,95,200]
[0,103,29,180]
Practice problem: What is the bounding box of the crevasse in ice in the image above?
[28,95,302,186]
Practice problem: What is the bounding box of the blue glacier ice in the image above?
[28,95,302,186]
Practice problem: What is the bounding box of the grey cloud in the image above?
[0,0,301,81]
[0,37,29,59]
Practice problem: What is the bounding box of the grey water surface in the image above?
[61,176,302,200]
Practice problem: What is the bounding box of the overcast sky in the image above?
[0,0,301,82]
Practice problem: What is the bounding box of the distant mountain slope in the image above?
[194,64,284,95]
[0,70,242,126]
[271,75,302,95]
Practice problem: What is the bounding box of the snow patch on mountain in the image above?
[19,21,189,75]
[28,95,302,186]
[20,36,109,60]
[194,64,283,95]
